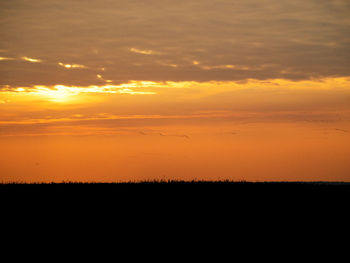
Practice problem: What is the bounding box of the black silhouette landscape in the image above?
[2,181,349,201]
[1,1,350,184]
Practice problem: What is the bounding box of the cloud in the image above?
[199,64,260,71]
[58,62,86,69]
[130,48,156,55]
[96,74,112,83]
[21,56,42,63]
[0,57,15,61]
[1,0,349,86]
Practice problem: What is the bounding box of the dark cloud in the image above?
[1,0,350,86]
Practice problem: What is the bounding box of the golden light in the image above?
[0,57,15,61]
[1,77,349,106]
[130,48,155,55]
[32,85,78,102]
[0,83,158,104]
[58,62,86,69]
[21,56,42,63]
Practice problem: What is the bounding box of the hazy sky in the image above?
[1,0,349,182]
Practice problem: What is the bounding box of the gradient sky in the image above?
[1,0,350,182]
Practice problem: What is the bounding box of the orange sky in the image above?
[1,1,350,182]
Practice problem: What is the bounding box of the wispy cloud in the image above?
[193,62,266,71]
[0,57,15,61]
[130,48,156,55]
[201,65,254,71]
[1,0,350,86]
[58,62,87,69]
[21,56,42,63]
[157,61,178,68]
[96,74,113,83]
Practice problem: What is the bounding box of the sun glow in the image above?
[34,86,76,102]
[1,77,350,105]
[3,83,157,103]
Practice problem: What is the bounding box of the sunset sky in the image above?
[1,0,350,182]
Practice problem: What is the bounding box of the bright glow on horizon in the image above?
[2,83,157,102]
[2,77,350,103]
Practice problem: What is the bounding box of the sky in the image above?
[1,0,350,182]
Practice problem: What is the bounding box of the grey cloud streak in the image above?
[1,0,350,87]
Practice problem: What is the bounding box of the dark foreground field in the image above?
[1,181,349,201]
[2,181,349,226]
